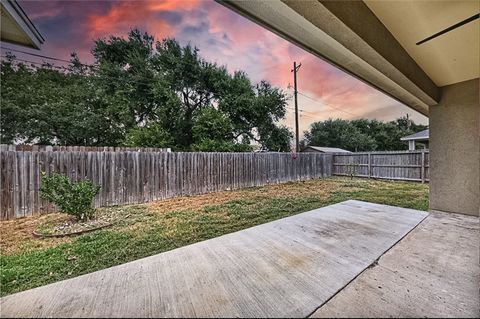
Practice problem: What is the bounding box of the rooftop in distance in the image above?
[400,129,429,141]
[302,146,352,153]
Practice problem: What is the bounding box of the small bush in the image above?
[39,172,100,221]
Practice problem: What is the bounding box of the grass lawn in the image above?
[0,177,428,297]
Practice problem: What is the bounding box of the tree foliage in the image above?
[1,29,292,152]
[302,117,427,151]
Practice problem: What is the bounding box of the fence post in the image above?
[368,152,371,178]
[421,149,425,183]
[1,149,334,220]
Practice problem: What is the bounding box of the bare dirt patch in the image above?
[1,177,412,256]
[144,189,251,212]
[1,179,342,254]
[1,177,429,297]
[1,208,131,254]
[144,179,343,213]
[1,213,73,255]
[33,214,115,238]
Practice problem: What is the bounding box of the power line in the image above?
[1,55,66,70]
[0,49,337,109]
[1,47,362,117]
[0,56,283,94]
[322,81,362,100]
[298,113,318,120]
[297,91,358,116]
[298,108,319,116]
[285,106,320,117]
[1,46,72,64]
[0,46,96,69]
[286,86,360,117]
[1,45,288,75]
[1,52,357,119]
[1,56,302,119]
[296,90,359,117]
[0,56,158,86]
[1,53,286,90]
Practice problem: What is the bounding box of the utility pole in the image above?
[291,61,302,152]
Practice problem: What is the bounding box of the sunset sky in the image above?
[3,0,428,135]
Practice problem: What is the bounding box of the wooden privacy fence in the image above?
[332,150,429,183]
[0,151,332,220]
[0,144,171,153]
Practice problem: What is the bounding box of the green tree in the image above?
[192,108,233,142]
[1,29,292,151]
[258,125,293,152]
[190,107,253,152]
[93,30,290,151]
[1,60,125,145]
[302,116,427,151]
[303,119,376,152]
[124,123,174,148]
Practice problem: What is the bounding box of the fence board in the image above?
[333,150,429,183]
[0,144,171,153]
[0,151,332,220]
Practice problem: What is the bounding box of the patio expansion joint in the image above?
[305,210,430,318]
[0,201,432,318]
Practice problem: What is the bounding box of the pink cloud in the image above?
[196,2,425,132]
[16,0,427,135]
[86,0,199,42]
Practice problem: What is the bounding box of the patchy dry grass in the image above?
[0,177,428,296]
[0,213,73,255]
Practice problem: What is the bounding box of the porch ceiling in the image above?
[218,1,480,116]
[365,0,480,87]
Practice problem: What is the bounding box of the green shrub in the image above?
[39,172,100,221]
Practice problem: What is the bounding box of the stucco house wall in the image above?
[429,78,479,216]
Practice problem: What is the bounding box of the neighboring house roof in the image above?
[302,146,351,153]
[400,129,429,141]
[1,0,44,49]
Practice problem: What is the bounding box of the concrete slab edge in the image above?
[305,209,430,318]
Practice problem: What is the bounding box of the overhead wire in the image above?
[1,46,298,81]
[1,50,356,121]
[0,55,162,87]
[1,46,97,69]
[296,90,359,117]
[2,47,360,115]
[1,55,64,69]
[285,86,360,117]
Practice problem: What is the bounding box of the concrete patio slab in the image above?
[0,200,428,318]
[311,210,480,318]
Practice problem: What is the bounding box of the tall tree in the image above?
[1,29,292,151]
[303,119,377,152]
[302,117,427,151]
[92,30,291,151]
[1,59,125,145]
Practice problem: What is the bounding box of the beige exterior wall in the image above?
[429,78,479,216]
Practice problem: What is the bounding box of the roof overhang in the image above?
[400,137,429,142]
[218,1,479,117]
[364,1,479,87]
[1,0,44,49]
[400,129,430,141]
